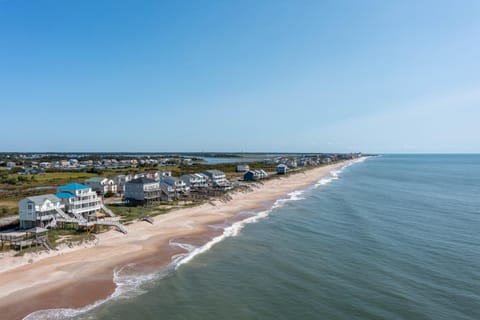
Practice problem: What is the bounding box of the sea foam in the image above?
[171,189,306,269]
[23,158,367,320]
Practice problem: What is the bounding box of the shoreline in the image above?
[0,159,362,320]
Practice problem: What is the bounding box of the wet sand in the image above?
[0,161,354,319]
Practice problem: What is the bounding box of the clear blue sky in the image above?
[1,0,479,153]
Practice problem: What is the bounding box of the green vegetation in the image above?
[0,206,18,218]
[107,204,172,223]
[0,161,271,204]
[47,229,96,247]
[14,246,43,257]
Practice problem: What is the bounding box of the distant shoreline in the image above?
[0,159,362,320]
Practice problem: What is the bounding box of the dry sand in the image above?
[0,160,354,319]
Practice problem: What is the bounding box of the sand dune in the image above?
[0,160,353,320]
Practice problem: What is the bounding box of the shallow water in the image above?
[29,155,480,319]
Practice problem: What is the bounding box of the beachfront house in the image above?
[244,170,269,181]
[202,170,231,190]
[159,182,175,201]
[124,177,161,206]
[276,164,288,175]
[287,159,298,168]
[180,173,209,189]
[84,177,117,195]
[18,194,64,229]
[160,177,190,198]
[56,183,102,220]
[236,164,250,172]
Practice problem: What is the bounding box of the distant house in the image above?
[244,170,269,181]
[19,168,39,175]
[19,194,64,229]
[155,170,172,180]
[180,173,209,189]
[124,178,161,206]
[84,177,117,195]
[236,164,250,172]
[276,164,288,175]
[322,157,332,164]
[287,159,298,168]
[202,170,231,190]
[39,162,51,169]
[56,183,102,220]
[112,174,131,193]
[6,162,16,168]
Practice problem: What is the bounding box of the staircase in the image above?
[54,207,85,224]
[54,207,70,220]
[101,204,116,217]
[95,219,128,234]
[37,238,55,251]
[45,216,57,229]
[71,211,87,223]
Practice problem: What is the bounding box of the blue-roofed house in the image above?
[56,183,101,220]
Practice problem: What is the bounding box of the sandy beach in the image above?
[0,160,354,320]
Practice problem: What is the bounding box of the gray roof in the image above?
[128,177,157,185]
[203,170,225,176]
[160,182,174,192]
[161,176,179,183]
[85,177,107,183]
[25,194,61,205]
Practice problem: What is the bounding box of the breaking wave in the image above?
[23,158,367,320]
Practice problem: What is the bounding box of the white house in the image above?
[180,173,209,189]
[112,174,132,193]
[155,170,172,181]
[202,170,231,190]
[124,177,161,205]
[84,177,117,195]
[56,183,102,220]
[19,194,64,229]
[39,162,51,169]
[287,159,298,168]
[236,164,250,172]
[6,162,16,168]
[160,177,190,198]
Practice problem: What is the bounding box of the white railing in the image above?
[95,219,127,234]
[70,210,87,222]
[45,216,57,229]
[100,204,116,217]
[70,199,101,206]
[70,205,101,216]
[54,207,71,220]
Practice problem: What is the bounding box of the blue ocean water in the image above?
[35,155,480,320]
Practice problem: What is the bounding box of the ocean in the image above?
[31,155,480,319]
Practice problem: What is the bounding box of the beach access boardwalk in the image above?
[0,227,54,251]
